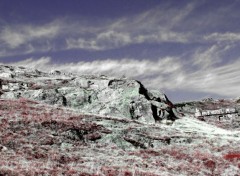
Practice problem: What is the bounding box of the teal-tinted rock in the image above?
[0,65,178,123]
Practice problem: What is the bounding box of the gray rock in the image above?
[0,65,178,123]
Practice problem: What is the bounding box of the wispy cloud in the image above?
[192,44,233,69]
[204,32,240,43]
[0,2,197,56]
[0,22,60,49]
[66,31,132,51]
[1,1,240,58]
[6,57,53,68]
[6,57,182,79]
[4,56,240,99]
[65,3,195,51]
[0,21,62,58]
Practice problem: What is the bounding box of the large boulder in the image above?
[0,65,179,123]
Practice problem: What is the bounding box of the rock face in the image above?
[0,65,179,123]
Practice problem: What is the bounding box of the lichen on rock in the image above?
[0,65,178,123]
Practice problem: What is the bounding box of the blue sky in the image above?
[1,0,240,102]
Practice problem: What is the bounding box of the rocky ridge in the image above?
[0,65,179,124]
[0,65,240,175]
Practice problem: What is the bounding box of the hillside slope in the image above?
[0,65,239,175]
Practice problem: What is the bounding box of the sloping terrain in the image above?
[0,65,239,175]
[175,99,240,130]
[0,98,239,176]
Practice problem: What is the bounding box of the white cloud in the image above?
[204,32,240,42]
[192,44,232,69]
[8,57,181,78]
[8,57,52,68]
[66,38,101,50]
[66,31,131,51]
[65,3,196,51]
[0,21,60,57]
[0,21,60,49]
[1,1,240,58]
[0,1,200,56]
[5,56,240,99]
[189,60,240,97]
[1,29,25,48]
[134,31,189,44]
[66,29,188,51]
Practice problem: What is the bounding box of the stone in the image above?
[0,65,178,123]
[0,72,13,78]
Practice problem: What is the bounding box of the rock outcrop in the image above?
[0,65,240,175]
[0,65,179,123]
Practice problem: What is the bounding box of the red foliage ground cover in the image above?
[224,153,240,160]
[0,98,239,175]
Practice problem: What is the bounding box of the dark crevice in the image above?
[108,79,126,89]
[123,137,147,149]
[168,109,178,121]
[108,80,115,87]
[165,95,175,108]
[136,80,178,121]
[62,96,67,106]
[136,81,150,100]
[151,105,161,122]
[129,103,134,118]
[137,81,163,121]
[88,95,92,103]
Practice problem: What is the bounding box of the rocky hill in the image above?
[0,65,240,175]
[0,65,179,124]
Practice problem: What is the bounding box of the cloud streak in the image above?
[204,32,240,43]
[65,3,195,51]
[0,2,196,56]
[192,44,233,69]
[1,0,240,59]
[0,22,60,49]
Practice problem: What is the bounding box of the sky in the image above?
[0,0,240,102]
